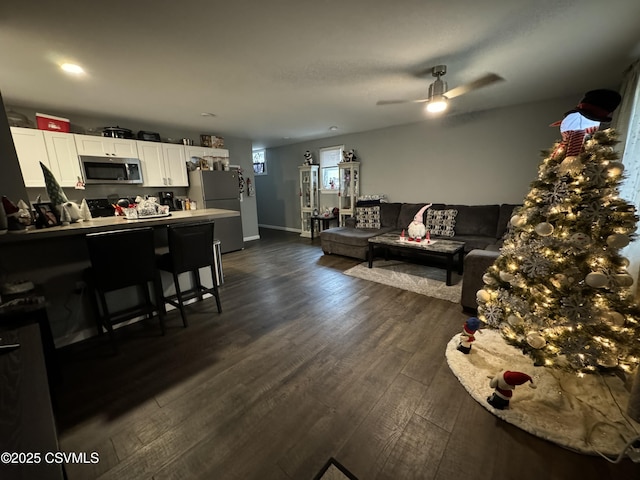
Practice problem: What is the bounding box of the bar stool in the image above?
[156,221,222,327]
[85,227,166,350]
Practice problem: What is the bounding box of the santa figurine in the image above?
[407,203,432,242]
[457,317,481,354]
[487,370,536,410]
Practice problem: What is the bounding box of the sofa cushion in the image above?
[451,234,499,252]
[425,208,457,237]
[355,205,381,229]
[380,203,402,228]
[443,204,499,237]
[320,226,387,247]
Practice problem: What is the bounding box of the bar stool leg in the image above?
[97,290,117,352]
[153,276,167,335]
[193,269,204,302]
[210,265,222,313]
[172,271,188,328]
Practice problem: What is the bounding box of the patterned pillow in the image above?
[356,205,381,229]
[425,209,457,237]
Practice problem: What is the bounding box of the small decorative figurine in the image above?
[407,203,432,241]
[487,370,536,410]
[303,150,313,165]
[457,317,481,354]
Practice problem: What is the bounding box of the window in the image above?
[319,145,343,191]
[253,149,267,175]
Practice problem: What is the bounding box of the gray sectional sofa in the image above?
[320,202,518,260]
[321,202,519,312]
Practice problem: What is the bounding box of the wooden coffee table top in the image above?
[368,232,465,254]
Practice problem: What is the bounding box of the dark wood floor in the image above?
[53,229,639,479]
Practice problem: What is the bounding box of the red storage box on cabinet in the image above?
[36,113,70,132]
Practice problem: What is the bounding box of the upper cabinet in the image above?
[43,131,82,186]
[11,128,228,190]
[10,127,81,188]
[10,127,49,187]
[74,135,138,157]
[137,141,188,187]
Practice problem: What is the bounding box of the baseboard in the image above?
[243,234,261,242]
[258,224,301,233]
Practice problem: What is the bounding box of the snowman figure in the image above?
[457,317,481,354]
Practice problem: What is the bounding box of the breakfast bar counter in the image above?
[0,208,240,244]
[0,208,241,346]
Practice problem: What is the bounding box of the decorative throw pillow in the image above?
[425,209,457,237]
[356,205,381,229]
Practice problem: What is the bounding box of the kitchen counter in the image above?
[0,208,240,244]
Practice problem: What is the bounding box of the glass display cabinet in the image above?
[299,165,319,237]
[338,161,360,226]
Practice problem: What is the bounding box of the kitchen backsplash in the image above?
[26,185,189,205]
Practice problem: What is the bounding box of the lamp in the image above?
[425,65,448,113]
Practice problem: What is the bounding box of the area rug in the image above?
[312,457,359,480]
[343,259,462,303]
[445,329,640,457]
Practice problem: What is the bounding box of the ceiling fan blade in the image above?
[444,73,504,99]
[376,98,429,106]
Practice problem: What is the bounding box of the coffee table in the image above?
[368,233,465,286]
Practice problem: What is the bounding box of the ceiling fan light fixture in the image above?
[426,95,448,113]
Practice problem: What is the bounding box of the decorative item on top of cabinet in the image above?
[299,165,319,238]
[338,161,359,226]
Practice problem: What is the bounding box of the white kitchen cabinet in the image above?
[42,131,82,187]
[10,127,49,187]
[10,127,81,188]
[137,141,188,187]
[162,143,189,186]
[74,134,138,157]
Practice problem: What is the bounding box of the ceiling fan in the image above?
[376,65,504,113]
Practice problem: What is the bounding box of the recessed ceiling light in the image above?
[329,126,338,131]
[60,63,84,74]
[200,112,216,117]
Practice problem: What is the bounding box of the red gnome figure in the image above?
[457,317,481,354]
[487,370,536,410]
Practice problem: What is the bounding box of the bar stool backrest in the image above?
[86,227,158,292]
[167,221,215,274]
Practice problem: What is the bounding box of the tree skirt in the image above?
[445,329,640,456]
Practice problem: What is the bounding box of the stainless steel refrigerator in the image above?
[188,170,244,253]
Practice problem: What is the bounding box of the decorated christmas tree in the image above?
[477,90,640,375]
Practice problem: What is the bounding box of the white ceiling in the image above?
[1,1,639,148]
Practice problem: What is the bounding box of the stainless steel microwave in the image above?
[80,156,143,184]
